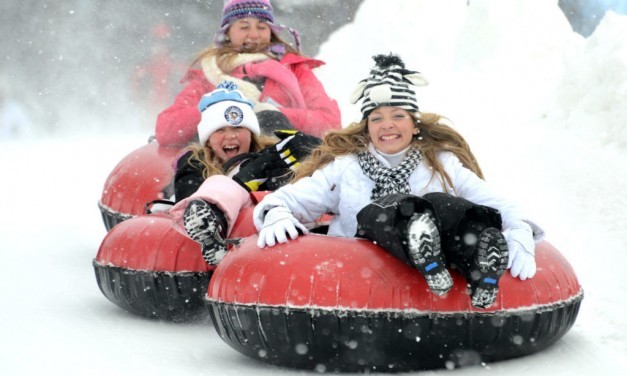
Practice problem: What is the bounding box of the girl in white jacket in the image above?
[253,53,543,309]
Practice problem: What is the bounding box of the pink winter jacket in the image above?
[155,53,341,146]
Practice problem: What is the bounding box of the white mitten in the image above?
[253,195,286,230]
[503,221,536,280]
[257,206,308,248]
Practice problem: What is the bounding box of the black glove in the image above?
[272,130,322,171]
[231,131,322,191]
[261,167,292,191]
[231,150,283,192]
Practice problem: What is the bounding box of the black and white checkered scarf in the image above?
[358,147,422,200]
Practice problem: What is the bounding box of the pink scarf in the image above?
[231,59,307,109]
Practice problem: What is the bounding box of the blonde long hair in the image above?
[293,112,484,192]
[185,134,278,179]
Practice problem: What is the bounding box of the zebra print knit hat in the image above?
[350,53,428,119]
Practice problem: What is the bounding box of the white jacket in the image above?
[256,150,544,240]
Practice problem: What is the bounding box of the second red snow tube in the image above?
[93,207,258,322]
[98,141,183,231]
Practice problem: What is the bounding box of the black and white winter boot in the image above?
[183,199,227,266]
[470,227,509,309]
[407,213,453,295]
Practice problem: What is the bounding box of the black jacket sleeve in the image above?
[174,151,206,203]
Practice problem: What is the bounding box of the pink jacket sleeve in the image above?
[278,57,341,137]
[155,70,215,146]
[169,175,253,237]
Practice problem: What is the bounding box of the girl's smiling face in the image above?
[226,18,272,51]
[208,126,252,162]
[367,106,419,154]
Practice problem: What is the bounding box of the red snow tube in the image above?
[93,208,258,322]
[206,228,583,372]
[98,140,183,231]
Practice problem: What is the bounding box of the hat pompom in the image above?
[197,81,254,112]
[372,53,405,69]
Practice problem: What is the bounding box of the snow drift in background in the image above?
[547,11,627,147]
[317,0,626,148]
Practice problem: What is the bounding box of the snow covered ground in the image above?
[1,0,626,374]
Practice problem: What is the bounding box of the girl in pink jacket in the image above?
[155,0,341,146]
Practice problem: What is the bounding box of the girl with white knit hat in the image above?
[168,80,321,266]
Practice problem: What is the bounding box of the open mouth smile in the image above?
[223,145,241,157]
[380,134,400,141]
